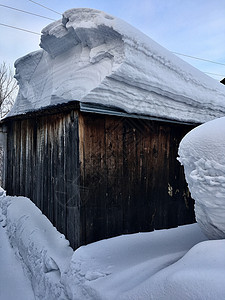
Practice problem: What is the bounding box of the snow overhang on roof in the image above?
[6,8,225,123]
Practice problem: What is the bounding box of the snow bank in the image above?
[0,204,35,299]
[62,224,207,299]
[145,239,225,300]
[178,116,225,239]
[7,8,225,123]
[0,194,73,299]
[2,190,225,300]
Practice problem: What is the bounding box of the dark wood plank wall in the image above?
[6,111,80,249]
[79,113,195,245]
[6,109,195,249]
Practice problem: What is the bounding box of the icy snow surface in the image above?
[7,8,225,123]
[178,116,225,240]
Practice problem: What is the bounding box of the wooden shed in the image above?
[2,8,225,249]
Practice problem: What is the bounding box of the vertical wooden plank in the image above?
[31,118,37,207]
[35,117,43,210]
[136,119,154,232]
[80,113,107,245]
[6,122,14,195]
[64,111,80,249]
[54,115,64,234]
[122,118,135,233]
[48,121,54,224]
[78,113,86,245]
[53,116,62,234]
[105,116,124,238]
[15,121,21,196]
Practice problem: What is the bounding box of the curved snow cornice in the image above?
[7,8,225,123]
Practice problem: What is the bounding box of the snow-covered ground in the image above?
[2,191,225,299]
[64,223,208,300]
[0,209,35,299]
[0,194,73,299]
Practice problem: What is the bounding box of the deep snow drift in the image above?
[2,191,225,300]
[0,190,35,300]
[7,8,225,123]
[178,116,225,240]
[0,193,73,299]
[63,224,208,300]
[0,220,35,300]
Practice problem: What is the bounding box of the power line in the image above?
[172,51,225,67]
[0,4,56,21]
[0,23,41,35]
[0,17,225,75]
[204,72,225,77]
[28,0,61,16]
[1,2,224,69]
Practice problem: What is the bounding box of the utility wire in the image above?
[204,72,225,77]
[0,23,41,35]
[0,16,224,74]
[172,51,225,67]
[0,4,56,21]
[1,2,224,69]
[28,0,61,16]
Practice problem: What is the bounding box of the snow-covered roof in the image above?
[7,8,225,123]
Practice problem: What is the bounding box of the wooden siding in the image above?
[6,111,80,249]
[6,109,195,249]
[79,113,195,245]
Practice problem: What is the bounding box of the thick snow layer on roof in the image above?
[7,8,225,123]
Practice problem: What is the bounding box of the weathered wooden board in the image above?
[6,111,80,249]
[79,113,195,245]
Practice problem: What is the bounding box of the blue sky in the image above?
[0,0,225,81]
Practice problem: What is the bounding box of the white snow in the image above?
[63,223,207,300]
[0,193,73,299]
[1,189,225,299]
[0,191,35,299]
[141,239,225,300]
[0,223,35,300]
[7,8,225,123]
[178,116,225,239]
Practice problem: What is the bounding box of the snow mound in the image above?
[145,239,225,300]
[3,190,221,300]
[0,195,73,299]
[7,8,225,123]
[62,224,207,299]
[178,116,225,239]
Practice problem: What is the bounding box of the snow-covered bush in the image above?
[178,116,225,239]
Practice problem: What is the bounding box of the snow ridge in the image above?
[0,195,73,299]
